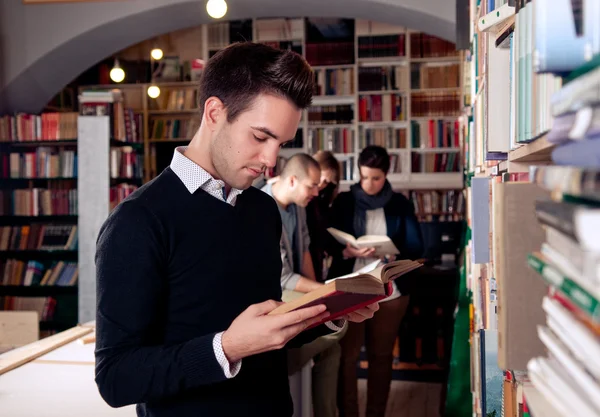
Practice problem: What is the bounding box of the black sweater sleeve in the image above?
[94,201,228,408]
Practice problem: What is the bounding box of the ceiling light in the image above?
[147,85,160,99]
[150,48,163,60]
[109,59,125,83]
[206,0,227,19]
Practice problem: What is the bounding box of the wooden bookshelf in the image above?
[78,18,466,191]
[508,134,554,163]
[0,118,81,337]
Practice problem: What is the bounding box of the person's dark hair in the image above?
[313,150,341,185]
[358,145,391,174]
[197,42,315,123]
[280,153,320,180]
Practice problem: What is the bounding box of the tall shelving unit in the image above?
[0,113,80,336]
[458,0,600,416]
[83,18,467,193]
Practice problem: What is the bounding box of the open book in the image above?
[327,227,400,256]
[269,259,422,327]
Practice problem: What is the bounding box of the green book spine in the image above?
[527,252,600,321]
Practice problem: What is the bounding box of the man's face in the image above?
[210,93,302,190]
[292,166,320,208]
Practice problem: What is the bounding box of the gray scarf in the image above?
[351,180,393,237]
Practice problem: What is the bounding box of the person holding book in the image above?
[306,150,342,283]
[261,153,346,417]
[94,42,378,417]
[328,145,424,417]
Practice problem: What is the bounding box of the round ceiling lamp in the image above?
[150,48,163,60]
[109,59,125,83]
[206,0,227,19]
[147,85,160,99]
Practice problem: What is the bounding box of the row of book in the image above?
[1,260,78,287]
[547,68,600,166]
[0,188,78,217]
[147,88,198,112]
[313,68,354,96]
[358,94,407,122]
[0,112,78,142]
[307,105,354,125]
[410,189,466,221]
[359,127,406,149]
[149,118,197,141]
[410,119,461,149]
[525,164,600,416]
[358,65,409,92]
[110,147,144,180]
[305,42,355,67]
[0,296,57,321]
[410,151,461,173]
[0,225,78,252]
[357,34,406,59]
[410,63,461,90]
[308,127,354,154]
[3,149,77,179]
[110,184,138,212]
[410,34,460,59]
[410,92,462,118]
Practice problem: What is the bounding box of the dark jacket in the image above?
[306,187,340,283]
[326,190,424,293]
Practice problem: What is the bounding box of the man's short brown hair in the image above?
[197,42,315,123]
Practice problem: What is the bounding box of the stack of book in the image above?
[547,62,600,167]
[524,59,600,414]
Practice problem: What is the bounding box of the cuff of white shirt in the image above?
[325,319,347,332]
[213,331,242,378]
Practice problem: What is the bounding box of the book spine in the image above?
[527,253,600,321]
[305,292,389,330]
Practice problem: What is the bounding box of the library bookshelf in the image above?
[79,18,468,192]
[1,18,467,355]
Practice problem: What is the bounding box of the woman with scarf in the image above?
[328,145,424,417]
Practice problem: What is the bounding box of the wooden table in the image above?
[0,323,135,416]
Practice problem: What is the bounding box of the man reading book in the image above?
[261,153,346,417]
[94,42,378,417]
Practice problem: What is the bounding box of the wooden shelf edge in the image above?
[0,325,93,376]
[508,134,555,163]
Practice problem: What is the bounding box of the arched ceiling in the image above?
[0,0,456,113]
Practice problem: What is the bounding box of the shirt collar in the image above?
[169,146,244,205]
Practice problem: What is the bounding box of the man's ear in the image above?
[289,175,298,189]
[203,97,226,131]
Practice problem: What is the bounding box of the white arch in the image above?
[0,0,456,113]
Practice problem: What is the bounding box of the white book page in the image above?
[325,260,382,284]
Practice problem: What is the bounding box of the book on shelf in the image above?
[269,259,422,326]
[326,227,400,256]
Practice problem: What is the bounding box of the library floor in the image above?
[357,380,442,417]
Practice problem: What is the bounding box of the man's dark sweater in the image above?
[94,167,332,417]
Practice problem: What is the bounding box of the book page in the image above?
[356,237,400,256]
[324,260,382,284]
[327,227,359,248]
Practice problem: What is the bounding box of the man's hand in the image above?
[221,300,330,363]
[343,243,376,259]
[344,302,380,323]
